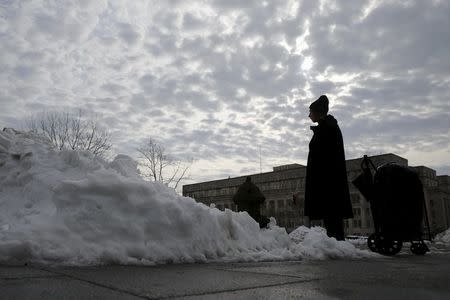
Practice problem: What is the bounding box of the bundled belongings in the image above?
[233,176,269,228]
[352,155,430,255]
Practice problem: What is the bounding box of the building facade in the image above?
[183,154,450,236]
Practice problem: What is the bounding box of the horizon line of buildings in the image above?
[182,153,450,236]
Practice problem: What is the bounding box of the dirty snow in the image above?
[0,129,375,265]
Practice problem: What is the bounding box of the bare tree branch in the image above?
[137,138,193,191]
[25,111,112,158]
[173,159,192,190]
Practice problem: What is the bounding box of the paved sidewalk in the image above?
[1,252,450,299]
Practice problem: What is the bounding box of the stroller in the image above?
[352,155,431,255]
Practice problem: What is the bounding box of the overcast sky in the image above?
[1,0,449,185]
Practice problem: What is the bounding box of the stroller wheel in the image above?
[410,241,429,255]
[367,233,379,252]
[376,235,403,256]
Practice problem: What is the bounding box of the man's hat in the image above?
[309,95,329,114]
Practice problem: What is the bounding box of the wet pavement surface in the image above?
[1,247,450,299]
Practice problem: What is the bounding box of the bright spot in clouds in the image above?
[301,56,313,71]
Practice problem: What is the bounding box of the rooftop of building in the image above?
[183,153,408,190]
[272,163,305,171]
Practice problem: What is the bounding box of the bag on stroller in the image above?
[352,155,430,255]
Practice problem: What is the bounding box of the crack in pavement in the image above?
[27,265,321,300]
[29,265,150,300]
[1,274,65,281]
[211,266,318,280]
[159,278,321,299]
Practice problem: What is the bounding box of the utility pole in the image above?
[259,145,262,174]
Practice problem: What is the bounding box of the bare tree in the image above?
[26,111,112,158]
[137,138,193,190]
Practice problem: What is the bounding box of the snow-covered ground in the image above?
[0,129,380,265]
[1,130,449,266]
[435,228,450,245]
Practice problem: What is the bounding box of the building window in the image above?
[351,194,360,204]
[353,220,361,227]
[353,208,361,217]
[271,182,280,189]
[278,200,285,209]
[269,200,275,212]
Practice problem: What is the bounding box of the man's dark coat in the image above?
[304,115,353,220]
[233,178,266,222]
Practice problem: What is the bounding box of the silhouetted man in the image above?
[304,95,353,240]
[233,176,267,228]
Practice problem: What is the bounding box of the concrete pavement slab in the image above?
[0,267,143,300]
[0,265,56,279]
[1,251,449,299]
[37,263,315,299]
[173,281,449,300]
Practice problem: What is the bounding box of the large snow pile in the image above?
[0,129,375,265]
[435,228,450,244]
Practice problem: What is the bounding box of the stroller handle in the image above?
[361,155,377,172]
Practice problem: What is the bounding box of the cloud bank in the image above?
[1,0,449,183]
